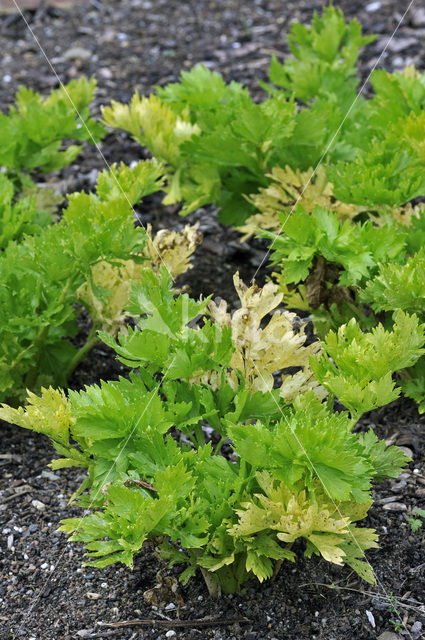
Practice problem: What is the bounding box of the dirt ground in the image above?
[0,1,425,639]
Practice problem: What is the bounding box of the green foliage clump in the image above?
[0,174,54,250]
[265,204,425,409]
[102,7,375,224]
[409,508,425,532]
[1,269,420,595]
[226,10,425,411]
[263,206,406,287]
[310,311,425,419]
[266,6,374,102]
[0,77,105,249]
[328,68,425,206]
[0,160,165,405]
[101,3,425,414]
[103,69,297,224]
[1,77,105,187]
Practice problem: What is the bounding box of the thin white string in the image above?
[9,0,174,279]
[251,0,416,282]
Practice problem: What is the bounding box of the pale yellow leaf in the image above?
[0,387,74,444]
[207,273,324,399]
[144,222,202,277]
[102,94,200,165]
[238,165,364,240]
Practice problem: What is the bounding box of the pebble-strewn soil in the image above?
[1,1,425,639]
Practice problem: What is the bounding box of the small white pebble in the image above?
[392,56,404,68]
[165,603,176,611]
[366,1,381,11]
[31,500,46,510]
[40,562,48,570]
[382,502,407,512]
[100,582,108,588]
[366,609,375,628]
[3,74,12,83]
[165,631,176,638]
[98,67,113,79]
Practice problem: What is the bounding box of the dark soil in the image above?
[1,1,425,639]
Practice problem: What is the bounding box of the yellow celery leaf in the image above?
[337,500,372,522]
[0,387,74,445]
[77,224,202,334]
[233,272,284,319]
[305,533,347,564]
[402,65,422,80]
[144,222,203,277]
[229,471,366,568]
[207,273,324,398]
[102,93,200,165]
[279,369,327,404]
[76,259,142,335]
[192,370,223,393]
[238,165,363,240]
[102,95,144,141]
[338,526,379,584]
[386,202,424,227]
